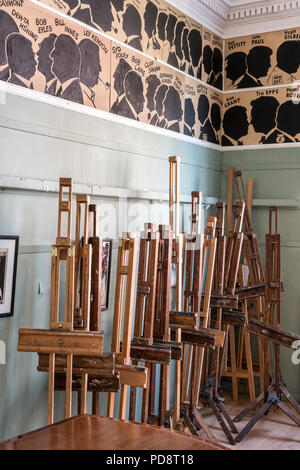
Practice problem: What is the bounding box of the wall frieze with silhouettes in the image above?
[0,0,223,148]
[1,0,300,148]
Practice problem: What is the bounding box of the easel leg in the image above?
[183,414,198,436]
[234,392,264,422]
[207,398,235,445]
[92,392,99,416]
[80,373,88,414]
[193,408,217,442]
[183,345,193,402]
[276,401,300,426]
[216,400,238,434]
[235,401,272,444]
[119,384,128,420]
[280,384,300,415]
[159,364,167,427]
[229,325,239,402]
[107,392,115,418]
[48,353,55,425]
[65,353,73,419]
[244,331,255,402]
[129,386,136,422]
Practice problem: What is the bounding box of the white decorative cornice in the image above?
[167,0,228,36]
[170,1,300,37]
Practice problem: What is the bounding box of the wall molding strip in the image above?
[0,174,218,206]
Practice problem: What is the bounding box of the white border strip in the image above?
[0,81,221,151]
[222,142,300,151]
[3,80,300,153]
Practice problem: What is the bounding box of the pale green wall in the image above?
[0,91,222,441]
[221,148,300,402]
[2,92,299,444]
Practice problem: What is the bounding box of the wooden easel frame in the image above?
[168,156,183,425]
[18,179,105,424]
[233,207,300,443]
[107,233,148,421]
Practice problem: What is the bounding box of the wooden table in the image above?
[0,414,228,450]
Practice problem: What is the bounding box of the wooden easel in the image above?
[182,191,203,402]
[18,178,105,424]
[172,216,223,441]
[234,170,266,397]
[87,203,103,414]
[168,156,184,425]
[150,224,179,427]
[37,195,119,416]
[222,169,263,401]
[129,223,161,423]
[88,204,102,333]
[198,203,239,445]
[221,201,257,402]
[107,233,148,421]
[233,206,300,443]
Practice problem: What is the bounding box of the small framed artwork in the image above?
[101,238,112,311]
[0,236,19,318]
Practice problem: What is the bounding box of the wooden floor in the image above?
[199,393,300,450]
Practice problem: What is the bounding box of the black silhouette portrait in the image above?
[268,41,300,84]
[181,28,190,72]
[250,96,279,143]
[209,48,223,89]
[146,73,161,121]
[82,0,114,32]
[144,1,159,51]
[237,46,272,88]
[49,34,83,104]
[166,14,177,47]
[64,0,93,26]
[202,45,213,78]
[184,98,195,137]
[122,4,143,51]
[151,83,168,127]
[222,106,249,146]
[210,102,221,144]
[0,11,19,82]
[111,0,124,11]
[6,33,36,89]
[37,34,57,90]
[64,0,78,14]
[264,101,300,143]
[111,58,132,113]
[110,0,125,34]
[114,70,145,120]
[173,21,185,67]
[198,95,216,143]
[197,94,209,126]
[163,85,183,133]
[157,12,168,42]
[188,29,202,78]
[78,39,101,108]
[225,52,247,87]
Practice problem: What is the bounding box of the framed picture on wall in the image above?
[0,236,19,318]
[101,239,112,311]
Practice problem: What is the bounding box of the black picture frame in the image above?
[0,236,19,318]
[101,238,112,311]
